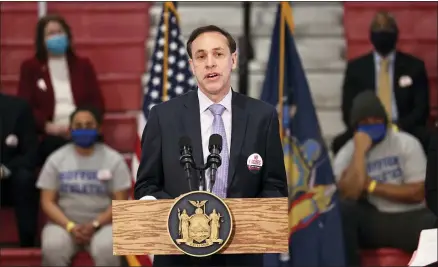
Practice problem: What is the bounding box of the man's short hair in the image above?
[370,11,398,32]
[186,25,237,59]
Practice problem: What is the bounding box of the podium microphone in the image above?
[207,134,222,192]
[179,136,194,191]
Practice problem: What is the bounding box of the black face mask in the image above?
[370,31,397,57]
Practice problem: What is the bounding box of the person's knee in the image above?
[42,236,73,264]
[90,240,112,257]
[90,237,119,266]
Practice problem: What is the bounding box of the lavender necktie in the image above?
[208,104,229,198]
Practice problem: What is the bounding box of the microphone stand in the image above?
[186,170,192,192]
[198,169,205,191]
[181,156,194,192]
[193,161,217,193]
[209,168,217,193]
[189,154,221,193]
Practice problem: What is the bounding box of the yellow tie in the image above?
[377,59,392,121]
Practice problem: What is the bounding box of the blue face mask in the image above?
[46,34,69,55]
[357,123,387,143]
[71,129,98,148]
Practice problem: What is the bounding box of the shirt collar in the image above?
[374,51,396,65]
[198,88,232,114]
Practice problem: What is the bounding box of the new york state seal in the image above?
[167,191,233,257]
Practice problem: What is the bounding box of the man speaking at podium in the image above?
[134,25,288,266]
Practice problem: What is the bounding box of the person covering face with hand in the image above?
[333,91,436,266]
[332,11,430,156]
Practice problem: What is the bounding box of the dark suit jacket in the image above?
[426,131,438,225]
[134,90,287,266]
[341,50,430,132]
[17,54,105,133]
[0,93,38,173]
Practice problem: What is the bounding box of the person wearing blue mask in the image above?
[333,91,436,266]
[332,11,430,157]
[36,106,131,266]
[17,14,105,167]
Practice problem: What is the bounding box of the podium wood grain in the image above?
[113,198,289,255]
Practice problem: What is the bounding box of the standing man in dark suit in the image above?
[0,92,39,247]
[332,11,430,155]
[134,25,288,267]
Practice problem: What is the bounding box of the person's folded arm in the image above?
[134,107,172,200]
[398,61,429,130]
[5,100,38,172]
[258,109,288,198]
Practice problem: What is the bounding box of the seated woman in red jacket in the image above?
[17,14,105,166]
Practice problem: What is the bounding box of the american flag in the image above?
[143,1,196,118]
[128,2,195,266]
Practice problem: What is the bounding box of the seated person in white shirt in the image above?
[36,106,131,266]
[333,91,436,266]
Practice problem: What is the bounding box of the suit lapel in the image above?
[227,91,248,187]
[182,91,204,167]
[392,52,406,107]
[393,52,404,91]
[365,53,376,90]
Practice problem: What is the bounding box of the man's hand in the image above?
[0,165,11,180]
[354,131,373,153]
[78,223,96,243]
[70,225,88,245]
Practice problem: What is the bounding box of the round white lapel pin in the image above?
[5,134,18,147]
[399,75,412,88]
[247,153,263,174]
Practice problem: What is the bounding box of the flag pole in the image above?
[238,2,253,96]
[278,3,286,140]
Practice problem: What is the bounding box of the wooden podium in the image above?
[112,197,289,255]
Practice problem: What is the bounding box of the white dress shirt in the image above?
[140,88,233,200]
[198,88,232,191]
